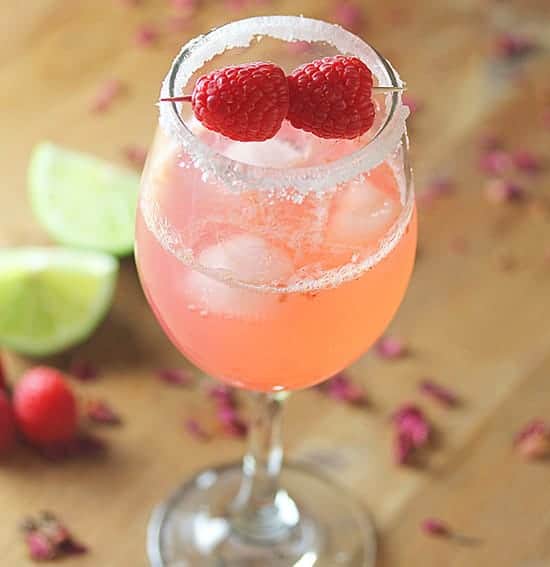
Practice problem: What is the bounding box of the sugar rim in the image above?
[158,15,410,195]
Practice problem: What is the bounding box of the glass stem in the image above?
[231,392,296,542]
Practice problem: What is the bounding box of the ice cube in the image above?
[185,235,294,319]
[223,138,303,168]
[327,179,400,248]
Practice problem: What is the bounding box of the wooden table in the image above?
[2,1,550,565]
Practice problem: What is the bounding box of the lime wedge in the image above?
[29,142,140,256]
[0,248,118,356]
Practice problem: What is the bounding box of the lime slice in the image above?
[29,142,140,256]
[0,247,118,356]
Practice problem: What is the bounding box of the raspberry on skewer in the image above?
[161,56,404,141]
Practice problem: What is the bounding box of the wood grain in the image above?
[1,1,549,566]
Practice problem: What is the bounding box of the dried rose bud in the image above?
[393,404,431,447]
[86,399,121,425]
[375,336,408,359]
[513,150,542,175]
[222,418,248,438]
[208,384,235,403]
[123,145,148,170]
[39,512,71,548]
[156,368,193,387]
[485,179,524,204]
[184,418,210,441]
[322,374,368,406]
[479,134,502,150]
[332,2,364,33]
[479,150,512,176]
[69,358,99,381]
[515,419,550,460]
[419,379,459,408]
[90,79,124,113]
[493,32,536,59]
[171,0,197,9]
[421,517,451,537]
[394,430,414,465]
[417,176,455,208]
[25,529,55,561]
[135,24,159,47]
[39,434,106,461]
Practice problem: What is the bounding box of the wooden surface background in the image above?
[2,1,550,566]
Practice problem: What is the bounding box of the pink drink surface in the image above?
[136,124,417,391]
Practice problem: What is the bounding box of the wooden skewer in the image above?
[372,86,407,93]
[160,86,407,104]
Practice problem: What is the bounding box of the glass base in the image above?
[147,462,377,567]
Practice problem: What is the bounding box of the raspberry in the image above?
[191,62,290,142]
[0,391,16,454]
[14,367,78,445]
[287,55,375,139]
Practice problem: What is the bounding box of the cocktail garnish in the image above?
[161,56,405,141]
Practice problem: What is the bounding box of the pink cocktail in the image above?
[136,16,416,567]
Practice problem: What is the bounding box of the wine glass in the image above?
[136,15,416,567]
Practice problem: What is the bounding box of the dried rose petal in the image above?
[224,0,247,9]
[515,419,550,460]
[332,2,364,32]
[184,418,210,441]
[393,404,431,446]
[485,179,524,204]
[69,358,99,382]
[86,399,121,425]
[123,145,148,170]
[375,336,408,359]
[321,374,368,406]
[394,430,414,465]
[135,24,159,47]
[222,418,248,438]
[419,379,459,408]
[171,0,197,9]
[422,517,451,537]
[22,512,87,560]
[418,176,455,207]
[513,150,541,175]
[156,368,193,387]
[494,32,536,59]
[402,94,423,114]
[165,15,192,33]
[90,79,124,113]
[479,149,512,176]
[208,384,235,403]
[39,434,106,461]
[25,529,55,561]
[479,134,501,150]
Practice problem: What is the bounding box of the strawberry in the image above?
[287,55,375,139]
[14,367,78,446]
[0,391,16,454]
